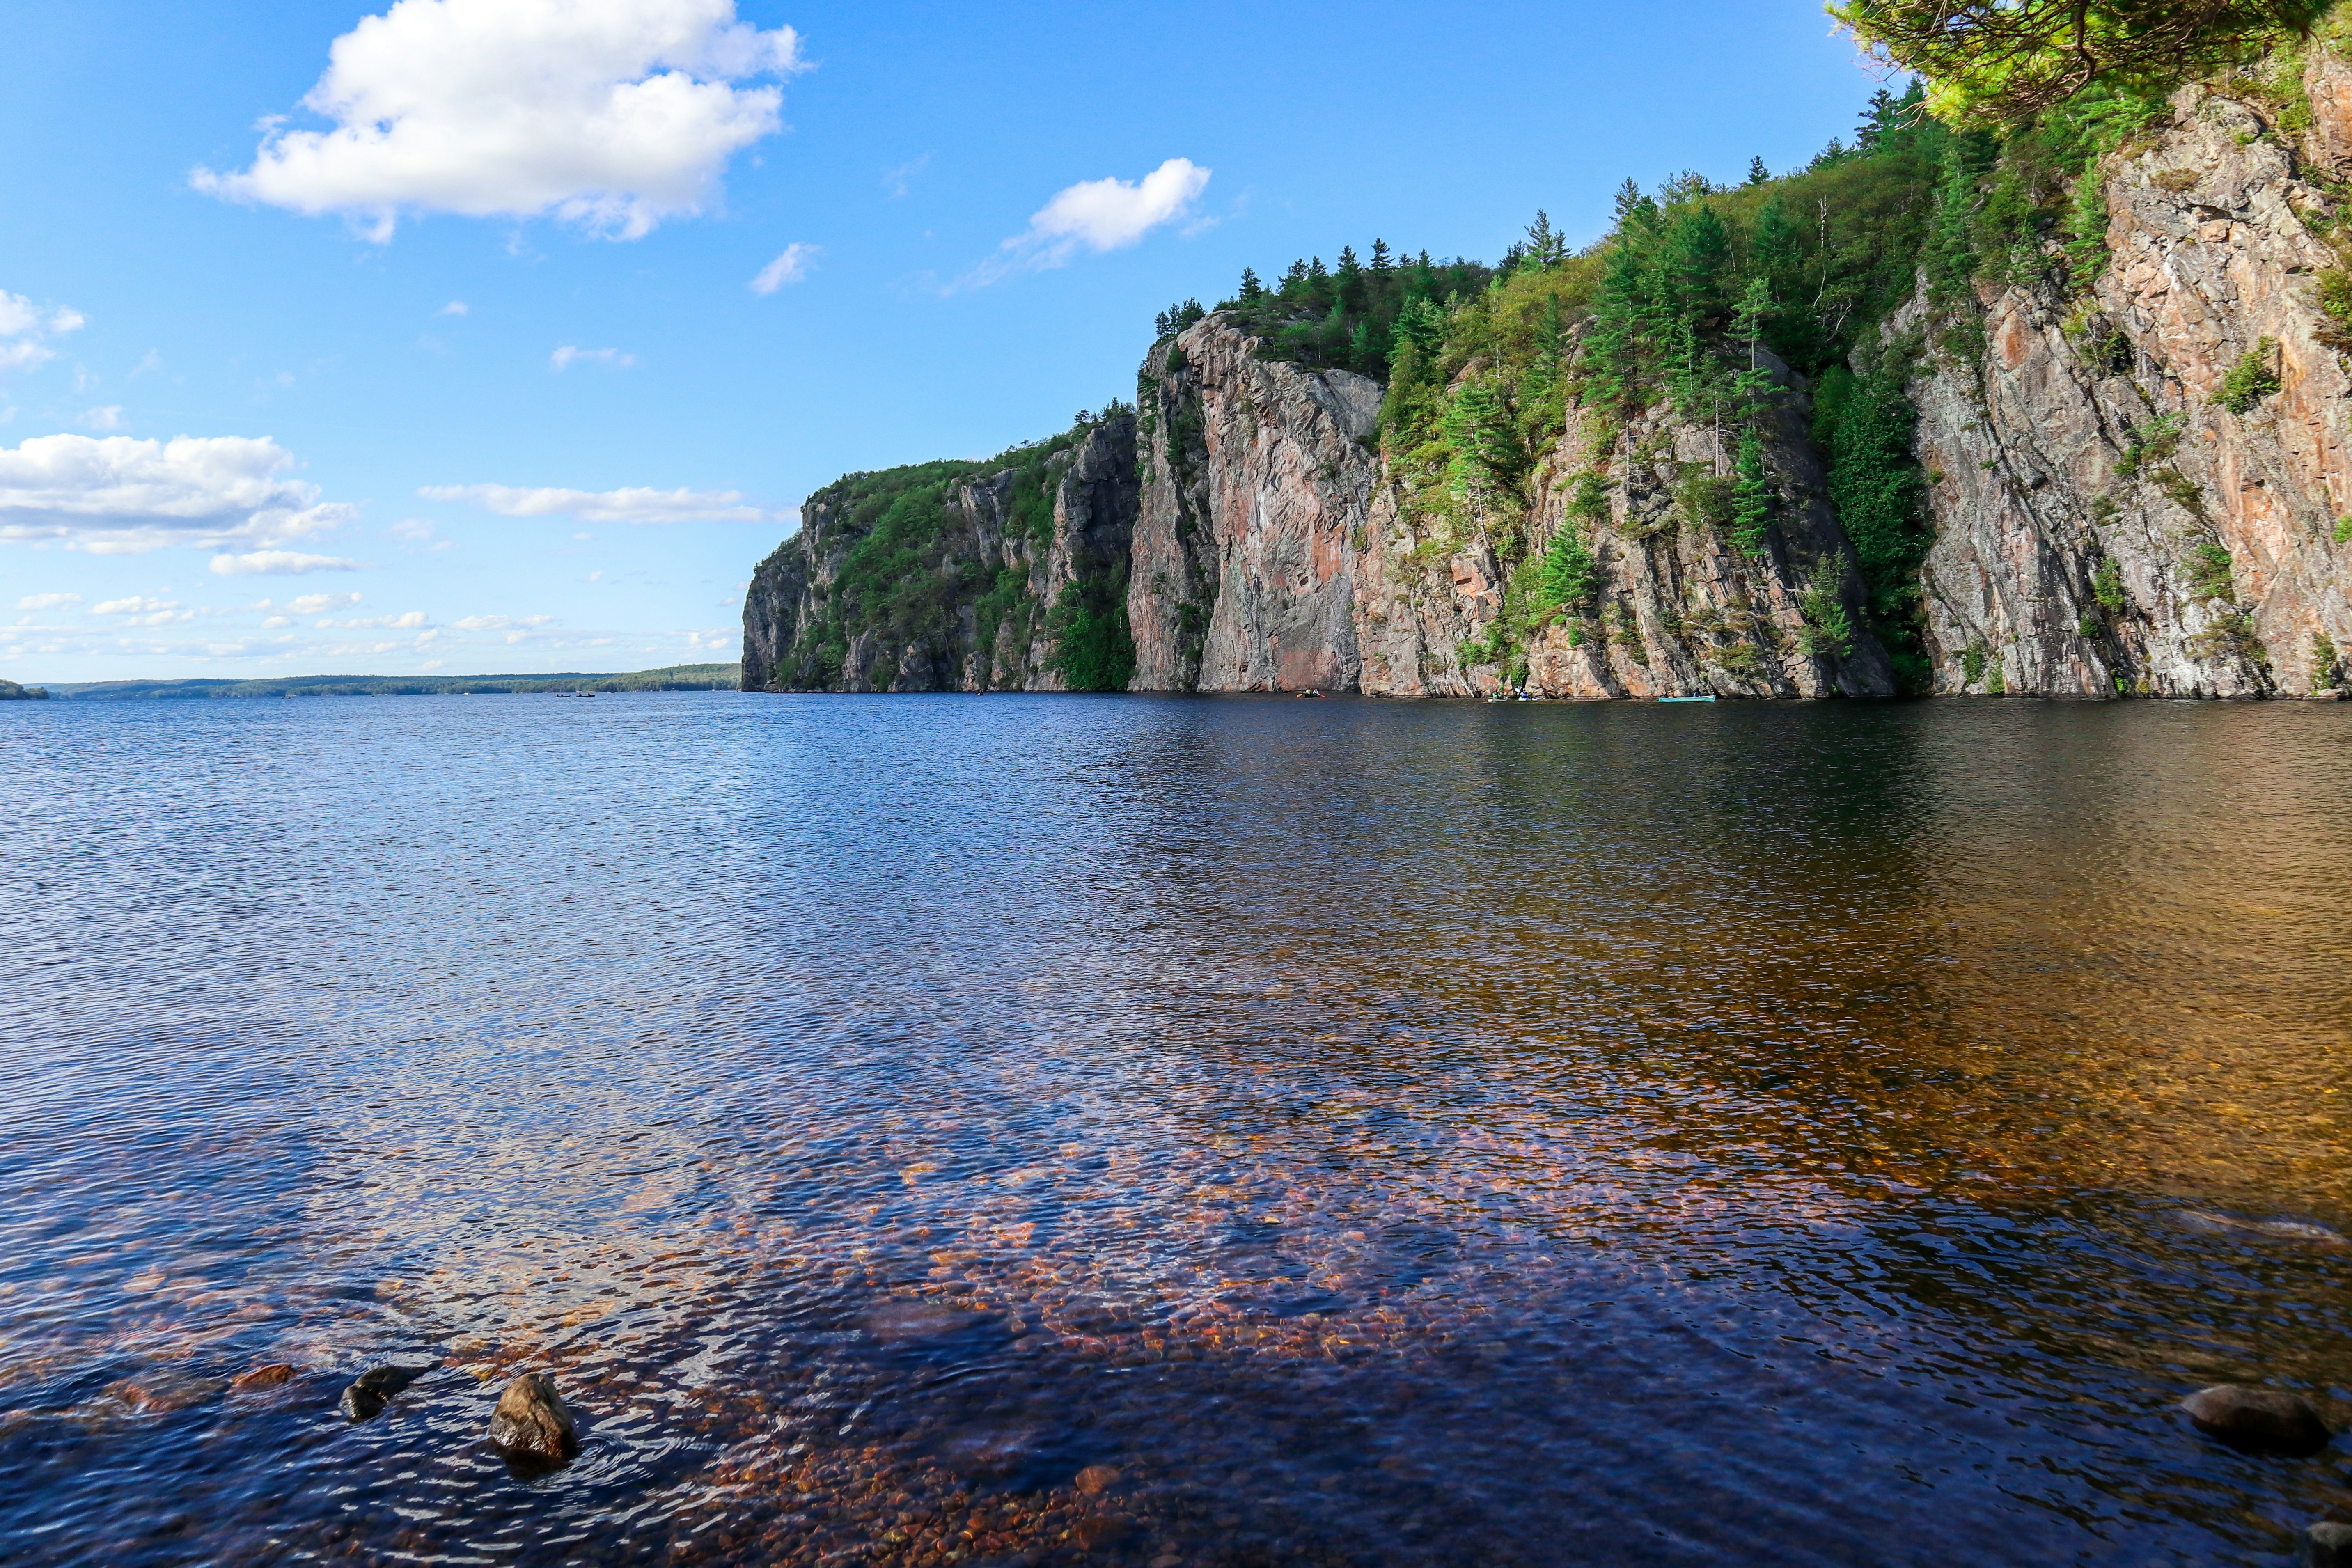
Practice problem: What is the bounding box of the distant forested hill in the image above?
[49,663,740,699]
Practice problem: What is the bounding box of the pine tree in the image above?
[1747,155,1771,186]
[1239,266,1263,303]
[1369,238,1393,273]
[1731,276,1777,554]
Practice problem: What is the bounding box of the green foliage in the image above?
[1220,239,1495,377]
[1538,521,1600,611]
[782,419,1105,688]
[2212,337,2282,413]
[1829,0,2324,126]
[1046,578,1137,692]
[1962,641,1989,683]
[1829,343,1930,621]
[2337,515,2352,543]
[2093,555,2127,612]
[2313,629,2341,689]
[2191,605,2270,665]
[1154,298,1206,340]
[2187,541,2238,601]
[1797,560,1857,658]
[2115,413,2181,479]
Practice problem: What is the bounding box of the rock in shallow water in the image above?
[338,1364,426,1422]
[488,1373,577,1461]
[2304,1521,2352,1568]
[230,1363,294,1392]
[2181,1385,2333,1456]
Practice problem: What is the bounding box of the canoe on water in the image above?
[1657,695,1718,704]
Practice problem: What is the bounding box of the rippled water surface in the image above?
[5,693,2352,1566]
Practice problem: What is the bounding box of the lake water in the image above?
[4,692,2350,1567]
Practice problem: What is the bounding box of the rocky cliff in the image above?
[746,45,2352,703]
[1128,316,1895,697]
[742,415,1137,693]
[1907,63,2352,697]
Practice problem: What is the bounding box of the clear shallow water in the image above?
[3,692,2350,1568]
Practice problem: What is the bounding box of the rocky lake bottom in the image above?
[2,692,2348,1566]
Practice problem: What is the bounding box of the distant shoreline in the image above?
[34,663,741,700]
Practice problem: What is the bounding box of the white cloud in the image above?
[319,610,428,628]
[0,434,354,553]
[452,613,554,631]
[438,300,468,316]
[80,406,127,431]
[387,518,437,539]
[91,595,192,627]
[962,158,1209,288]
[0,291,85,373]
[551,345,633,371]
[882,154,928,197]
[420,481,772,523]
[189,0,805,242]
[17,591,80,609]
[287,591,362,615]
[750,242,817,294]
[210,549,367,575]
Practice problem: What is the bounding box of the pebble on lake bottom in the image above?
[2181,1385,2334,1457]
[338,1364,426,1423]
[1072,1465,1122,1495]
[488,1372,578,1461]
[229,1364,294,1392]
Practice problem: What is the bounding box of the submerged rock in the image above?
[2304,1521,2352,1568]
[338,1364,426,1422]
[101,1372,224,1414]
[2182,1384,2333,1456]
[230,1363,295,1392]
[487,1372,577,1461]
[1073,1465,1122,1495]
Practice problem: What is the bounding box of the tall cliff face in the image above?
[1128,323,1382,692]
[1355,349,1896,699]
[741,415,1136,694]
[1910,66,2352,697]
[1129,316,1895,697]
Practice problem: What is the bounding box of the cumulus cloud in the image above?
[961,158,1209,288]
[420,481,772,523]
[80,406,127,431]
[210,549,367,575]
[451,613,554,631]
[285,591,362,615]
[319,610,428,628]
[0,434,354,553]
[91,595,192,627]
[189,0,805,242]
[750,242,817,294]
[551,345,633,371]
[0,291,85,373]
[17,591,80,609]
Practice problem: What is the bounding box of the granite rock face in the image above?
[1128,319,1382,692]
[741,415,1137,693]
[1907,72,2352,697]
[1354,348,1895,699]
[1129,315,1891,696]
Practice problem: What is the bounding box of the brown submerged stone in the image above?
[2182,1384,2333,1456]
[488,1372,578,1460]
[230,1363,295,1392]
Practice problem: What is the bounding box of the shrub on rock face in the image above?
[2212,337,2282,415]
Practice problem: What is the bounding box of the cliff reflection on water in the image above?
[2,694,2348,1566]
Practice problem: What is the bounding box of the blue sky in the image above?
[0,0,1891,684]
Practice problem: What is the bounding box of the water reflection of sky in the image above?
[2,694,2348,1566]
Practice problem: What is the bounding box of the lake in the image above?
[3,692,2349,1566]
